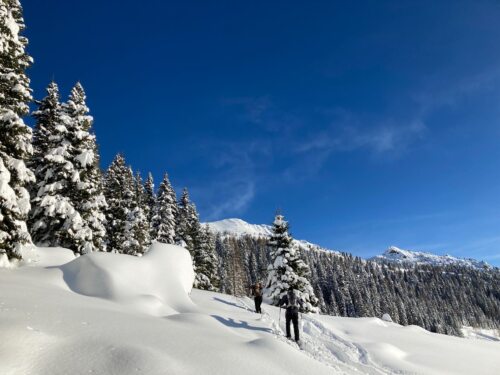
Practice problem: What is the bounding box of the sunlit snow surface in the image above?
[0,244,498,375]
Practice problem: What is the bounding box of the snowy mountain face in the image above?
[205,218,340,255]
[206,219,493,269]
[372,246,492,270]
[205,218,274,237]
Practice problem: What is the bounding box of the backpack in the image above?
[287,290,298,308]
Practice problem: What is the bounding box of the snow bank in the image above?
[461,326,500,342]
[22,245,76,267]
[0,245,76,269]
[1,243,498,375]
[60,242,196,316]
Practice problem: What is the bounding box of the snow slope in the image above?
[372,246,492,270]
[1,245,499,375]
[206,218,340,255]
[206,218,273,237]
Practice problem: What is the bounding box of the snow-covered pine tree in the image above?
[152,173,177,244]
[64,82,107,252]
[130,171,150,253]
[30,82,92,254]
[193,224,219,290]
[175,187,195,249]
[264,214,319,313]
[104,154,133,254]
[0,0,35,260]
[144,172,156,234]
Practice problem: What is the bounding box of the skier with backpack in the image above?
[279,287,304,342]
[250,282,263,314]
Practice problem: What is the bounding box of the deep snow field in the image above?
[1,244,499,375]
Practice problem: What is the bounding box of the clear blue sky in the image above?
[23,0,500,265]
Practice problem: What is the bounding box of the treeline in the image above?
[214,234,500,336]
[29,82,219,290]
[0,1,219,290]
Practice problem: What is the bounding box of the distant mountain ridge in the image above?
[205,218,339,255]
[205,218,492,270]
[371,246,492,270]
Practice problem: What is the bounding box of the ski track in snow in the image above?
[4,246,499,375]
[235,297,396,375]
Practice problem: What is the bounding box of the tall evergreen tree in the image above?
[130,171,150,253]
[64,82,107,252]
[265,214,319,313]
[175,187,197,249]
[30,82,92,254]
[104,154,133,254]
[193,225,219,290]
[0,0,35,260]
[152,173,177,244]
[144,172,156,233]
[104,157,150,255]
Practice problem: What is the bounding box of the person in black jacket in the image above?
[250,282,263,313]
[279,288,303,342]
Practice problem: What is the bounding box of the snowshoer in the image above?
[250,282,263,313]
[279,287,303,342]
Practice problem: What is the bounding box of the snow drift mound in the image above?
[60,243,196,316]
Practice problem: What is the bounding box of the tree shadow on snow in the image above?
[212,297,250,311]
[212,315,272,333]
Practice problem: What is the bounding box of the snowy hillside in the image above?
[206,218,339,254]
[207,219,494,269]
[206,218,274,237]
[372,246,492,270]
[1,244,499,375]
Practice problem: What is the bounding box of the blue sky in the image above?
[23,0,500,265]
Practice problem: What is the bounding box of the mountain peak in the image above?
[205,218,273,238]
[373,246,491,270]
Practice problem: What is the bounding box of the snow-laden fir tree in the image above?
[64,82,107,252]
[104,157,150,255]
[0,0,35,260]
[130,171,150,253]
[29,82,92,254]
[193,224,219,290]
[265,214,319,313]
[144,172,156,234]
[104,154,133,254]
[151,173,177,244]
[175,187,198,249]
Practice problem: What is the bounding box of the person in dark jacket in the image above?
[279,287,303,342]
[250,282,263,313]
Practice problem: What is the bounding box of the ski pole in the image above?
[279,306,281,329]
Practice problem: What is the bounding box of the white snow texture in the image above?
[0,243,498,375]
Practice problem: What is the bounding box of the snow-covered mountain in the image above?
[206,219,493,270]
[206,218,273,238]
[372,246,492,270]
[205,218,339,255]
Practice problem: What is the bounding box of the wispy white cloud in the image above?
[220,96,302,132]
[191,139,270,221]
[200,180,256,221]
[298,120,426,155]
[413,67,500,116]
